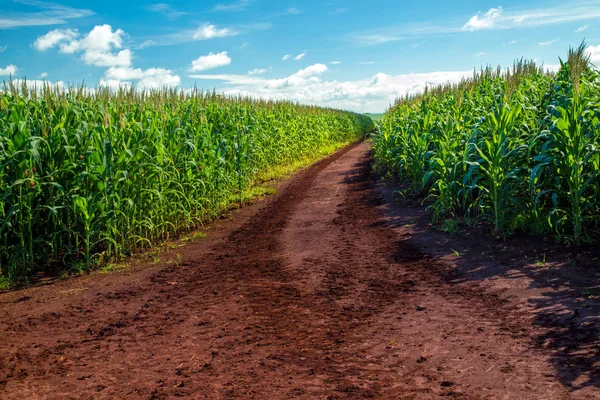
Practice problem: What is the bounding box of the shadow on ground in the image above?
[356,154,600,394]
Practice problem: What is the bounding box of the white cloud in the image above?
[190,52,231,72]
[330,61,341,65]
[102,66,180,89]
[189,64,472,112]
[0,65,18,76]
[538,39,558,46]
[128,22,268,49]
[65,24,126,53]
[350,2,600,46]
[192,24,237,40]
[34,24,179,90]
[34,28,78,51]
[1,79,66,93]
[34,25,131,67]
[293,52,306,60]
[476,52,486,56]
[38,72,48,79]
[504,5,600,29]
[133,73,180,89]
[0,3,93,29]
[248,68,268,75]
[507,39,519,46]
[0,45,6,52]
[359,62,375,65]
[82,49,132,67]
[295,64,328,78]
[462,7,503,31]
[576,24,589,33]
[145,4,187,20]
[138,40,156,49]
[98,79,132,91]
[212,0,253,12]
[587,44,600,63]
[544,64,561,73]
[283,52,306,61]
[350,34,403,46]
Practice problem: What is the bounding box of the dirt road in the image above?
[1,142,598,399]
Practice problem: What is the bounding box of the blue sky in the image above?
[1,0,599,112]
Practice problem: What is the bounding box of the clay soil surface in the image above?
[1,142,599,399]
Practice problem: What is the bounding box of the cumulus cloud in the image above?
[130,72,180,89]
[462,7,503,31]
[72,25,126,53]
[190,52,232,72]
[192,24,237,40]
[0,64,18,76]
[101,67,180,89]
[544,64,561,73]
[294,64,328,78]
[1,80,66,93]
[587,44,600,63]
[189,63,472,112]
[189,64,330,90]
[97,79,132,91]
[34,25,131,67]
[35,24,180,90]
[38,72,49,79]
[82,49,132,67]
[34,28,78,51]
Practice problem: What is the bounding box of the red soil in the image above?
[0,142,598,399]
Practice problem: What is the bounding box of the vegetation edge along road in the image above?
[374,43,600,245]
[1,141,597,398]
[0,83,375,287]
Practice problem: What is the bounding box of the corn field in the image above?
[374,43,600,243]
[0,82,374,282]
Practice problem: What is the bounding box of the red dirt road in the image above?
[1,142,598,399]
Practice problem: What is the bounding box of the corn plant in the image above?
[0,83,375,282]
[465,99,528,233]
[374,42,600,244]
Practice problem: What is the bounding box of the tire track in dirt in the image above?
[0,142,591,399]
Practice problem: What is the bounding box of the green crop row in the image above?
[0,82,375,282]
[374,43,600,243]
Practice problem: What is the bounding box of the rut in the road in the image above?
[0,142,581,399]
